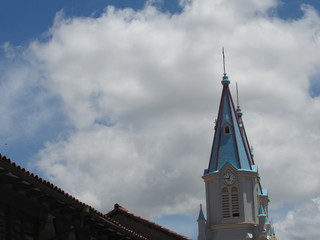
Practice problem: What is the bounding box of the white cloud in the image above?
[275,197,320,240]
[1,0,320,238]
[0,44,64,145]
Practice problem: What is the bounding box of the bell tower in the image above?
[197,53,277,240]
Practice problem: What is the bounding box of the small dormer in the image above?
[223,124,232,135]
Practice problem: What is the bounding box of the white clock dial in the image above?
[223,171,235,185]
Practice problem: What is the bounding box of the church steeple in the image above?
[206,68,254,173]
[199,53,276,240]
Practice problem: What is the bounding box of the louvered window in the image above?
[231,187,240,217]
[222,186,240,218]
[222,188,230,218]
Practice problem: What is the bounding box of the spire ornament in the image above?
[223,47,226,76]
[221,47,230,85]
[236,82,243,117]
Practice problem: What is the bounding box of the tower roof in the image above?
[197,204,206,221]
[206,73,255,173]
[258,204,267,217]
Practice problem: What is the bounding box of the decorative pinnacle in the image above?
[236,82,243,117]
[223,47,226,76]
[236,82,239,107]
[197,203,206,221]
[221,47,230,85]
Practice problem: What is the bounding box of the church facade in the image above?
[197,71,277,240]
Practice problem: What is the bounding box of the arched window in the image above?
[222,188,230,218]
[222,186,240,218]
[231,187,240,217]
[224,125,231,134]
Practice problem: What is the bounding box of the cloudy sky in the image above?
[1,0,320,239]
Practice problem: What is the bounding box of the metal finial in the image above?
[222,47,226,76]
[236,82,240,107]
[236,83,243,117]
[221,48,230,85]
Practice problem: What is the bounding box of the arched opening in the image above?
[222,186,240,219]
[222,187,230,218]
[224,125,231,134]
[231,187,240,217]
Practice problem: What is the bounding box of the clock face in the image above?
[223,171,235,185]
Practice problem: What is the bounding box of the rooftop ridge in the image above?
[107,204,192,240]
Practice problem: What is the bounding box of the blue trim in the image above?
[203,164,257,177]
[221,75,230,85]
[259,189,268,196]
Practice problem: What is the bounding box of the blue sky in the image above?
[0,0,179,45]
[1,0,320,45]
[1,0,319,161]
[1,1,320,240]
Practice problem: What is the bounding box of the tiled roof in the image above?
[0,154,146,240]
[107,204,192,240]
[0,154,95,211]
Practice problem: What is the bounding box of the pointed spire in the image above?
[265,216,271,225]
[258,205,266,217]
[197,204,206,221]
[270,218,276,236]
[206,58,254,172]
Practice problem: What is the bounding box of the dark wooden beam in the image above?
[12,182,33,191]
[50,200,67,211]
[0,168,9,176]
[37,194,55,204]
[26,188,45,198]
[60,206,78,216]
[0,174,22,184]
